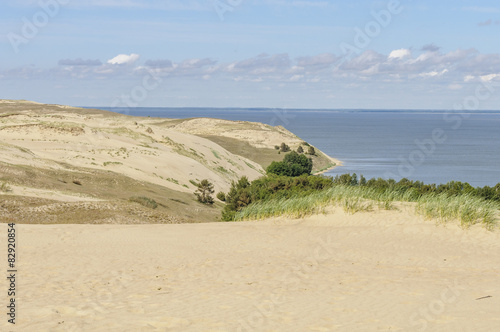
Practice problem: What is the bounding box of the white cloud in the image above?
[6,49,500,90]
[388,49,411,60]
[107,54,140,65]
[480,73,500,82]
[418,69,448,78]
[464,75,475,82]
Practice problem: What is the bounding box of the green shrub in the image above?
[221,174,333,221]
[217,191,226,201]
[280,142,290,152]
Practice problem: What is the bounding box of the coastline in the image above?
[313,155,343,175]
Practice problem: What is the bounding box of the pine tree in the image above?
[195,179,215,204]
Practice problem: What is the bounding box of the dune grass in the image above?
[0,182,12,192]
[129,196,158,209]
[234,185,498,229]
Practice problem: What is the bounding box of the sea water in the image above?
[95,107,500,188]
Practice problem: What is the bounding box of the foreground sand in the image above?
[2,208,500,331]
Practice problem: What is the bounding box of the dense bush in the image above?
[307,146,316,155]
[280,142,291,152]
[217,191,226,201]
[221,174,334,221]
[267,151,313,177]
[333,174,500,202]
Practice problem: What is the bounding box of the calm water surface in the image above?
[96,107,500,187]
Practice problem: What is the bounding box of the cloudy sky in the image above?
[2,0,500,109]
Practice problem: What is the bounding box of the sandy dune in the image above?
[3,208,499,331]
[1,100,341,223]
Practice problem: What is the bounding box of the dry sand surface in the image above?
[3,208,500,331]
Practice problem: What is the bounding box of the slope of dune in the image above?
[3,207,499,331]
[0,100,339,223]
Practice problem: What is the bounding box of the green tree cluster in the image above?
[222,174,333,221]
[266,151,313,177]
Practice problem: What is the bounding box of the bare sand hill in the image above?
[2,207,499,331]
[0,100,338,223]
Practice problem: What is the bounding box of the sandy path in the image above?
[2,208,500,331]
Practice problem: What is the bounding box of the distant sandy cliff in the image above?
[0,100,339,223]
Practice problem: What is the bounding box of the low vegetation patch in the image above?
[211,150,221,159]
[0,182,12,192]
[222,173,500,228]
[103,161,123,166]
[167,178,179,185]
[129,196,158,209]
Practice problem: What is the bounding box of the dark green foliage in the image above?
[280,142,291,152]
[334,174,500,202]
[274,145,280,150]
[217,191,226,201]
[195,179,215,204]
[222,171,500,221]
[222,174,334,221]
[266,151,313,177]
[359,174,367,186]
[297,146,304,153]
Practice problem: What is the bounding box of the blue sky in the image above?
[2,0,500,109]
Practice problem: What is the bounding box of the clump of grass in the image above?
[0,182,12,192]
[234,185,498,228]
[167,178,179,185]
[189,179,199,187]
[72,180,82,186]
[245,161,257,170]
[129,196,158,209]
[103,161,123,166]
[416,193,497,229]
[216,166,230,174]
[212,150,221,159]
[342,197,373,214]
